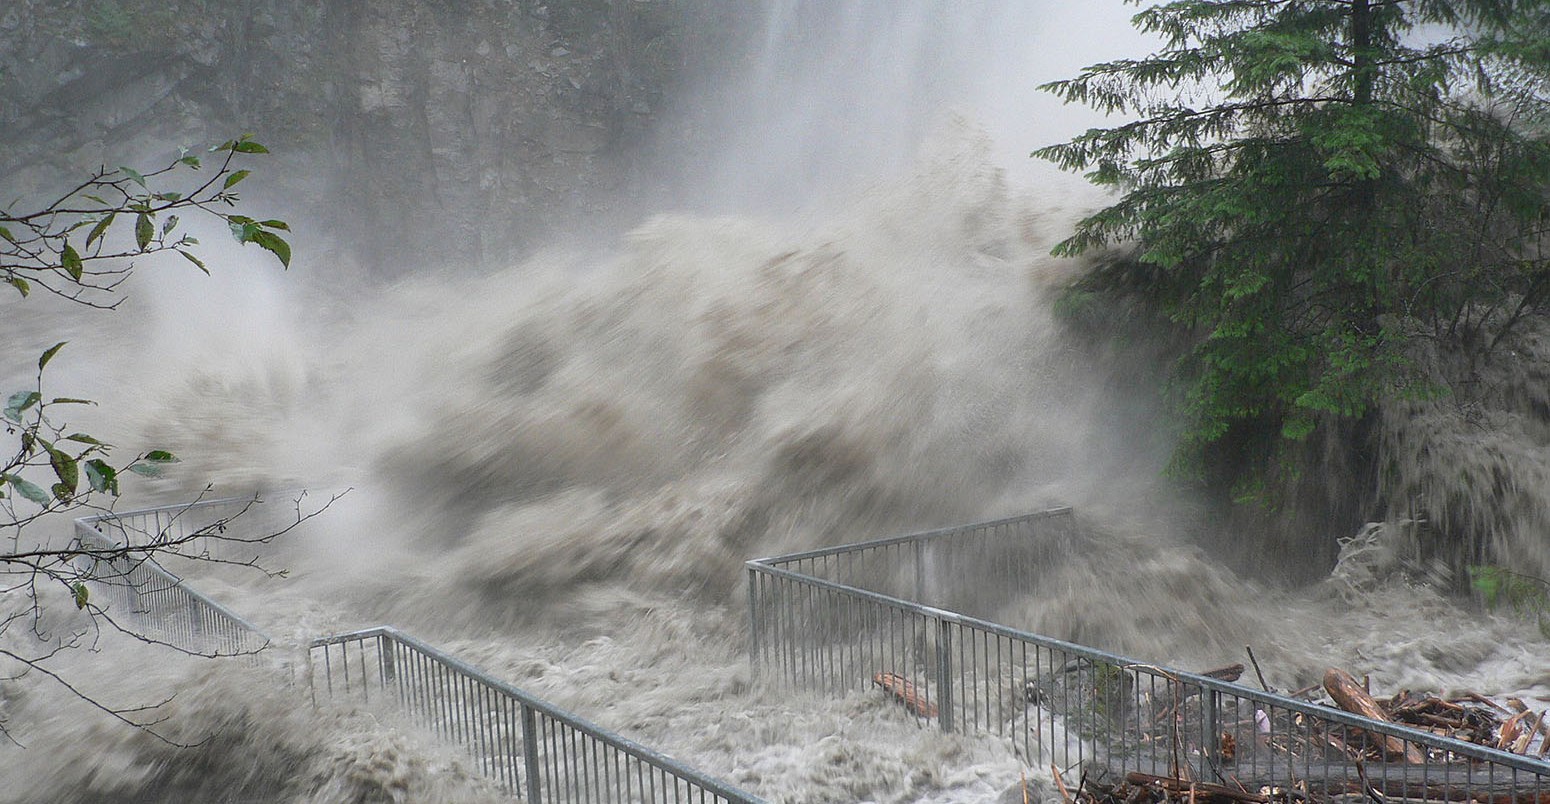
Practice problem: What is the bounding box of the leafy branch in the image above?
[0,135,291,308]
[0,136,311,744]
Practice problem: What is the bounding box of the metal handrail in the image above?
[749,561,1550,775]
[753,508,1073,566]
[73,494,274,653]
[747,507,1550,798]
[309,625,764,802]
[69,494,761,801]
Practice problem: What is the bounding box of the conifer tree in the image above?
[1038,0,1550,497]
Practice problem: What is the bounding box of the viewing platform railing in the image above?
[310,626,763,803]
[74,495,762,802]
[746,508,1550,801]
[73,494,273,657]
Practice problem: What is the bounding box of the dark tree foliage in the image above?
[1037,0,1550,500]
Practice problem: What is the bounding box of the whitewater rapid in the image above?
[4,1,1549,799]
[4,128,1548,803]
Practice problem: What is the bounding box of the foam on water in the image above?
[4,2,1549,801]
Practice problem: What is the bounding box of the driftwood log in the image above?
[1323,667,1426,764]
[1105,764,1550,804]
[872,671,937,718]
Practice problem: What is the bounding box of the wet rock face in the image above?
[0,0,742,273]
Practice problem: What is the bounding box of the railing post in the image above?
[937,617,953,733]
[382,636,397,683]
[188,597,204,641]
[914,540,925,603]
[1203,687,1219,771]
[307,646,318,709]
[747,566,760,682]
[521,703,542,803]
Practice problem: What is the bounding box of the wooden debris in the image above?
[1323,667,1426,763]
[871,671,937,718]
[1052,763,1074,803]
[1049,664,1548,804]
[1125,772,1270,803]
[1452,691,1511,713]
[1203,663,1247,683]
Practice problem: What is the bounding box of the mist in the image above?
[3,2,1549,802]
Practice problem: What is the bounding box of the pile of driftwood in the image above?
[1320,667,1547,760]
[1057,665,1550,804]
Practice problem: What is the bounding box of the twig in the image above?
[1125,772,1269,803]
[1245,646,1271,692]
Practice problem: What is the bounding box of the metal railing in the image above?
[309,626,764,803]
[747,509,1550,801]
[70,494,760,801]
[73,495,272,656]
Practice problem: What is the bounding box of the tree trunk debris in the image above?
[871,670,937,718]
[1046,664,1550,804]
[1323,667,1427,763]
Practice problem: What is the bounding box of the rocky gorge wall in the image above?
[0,0,749,275]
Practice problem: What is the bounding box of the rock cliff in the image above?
[0,0,747,273]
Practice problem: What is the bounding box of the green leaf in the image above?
[230,139,270,154]
[48,445,78,494]
[3,475,50,506]
[0,225,14,243]
[162,214,179,237]
[84,459,118,495]
[118,166,147,188]
[6,276,30,297]
[1469,565,1504,607]
[135,212,153,250]
[62,433,104,446]
[49,398,94,405]
[178,249,208,274]
[61,242,84,280]
[230,220,260,243]
[259,219,290,231]
[38,341,67,372]
[223,169,251,189]
[73,582,89,610]
[4,390,40,422]
[46,439,78,489]
[85,212,116,249]
[128,450,178,477]
[153,191,182,202]
[249,230,292,268]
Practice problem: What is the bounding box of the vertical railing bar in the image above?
[937,617,953,733]
[747,568,760,685]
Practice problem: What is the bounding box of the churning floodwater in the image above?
[3,2,1549,802]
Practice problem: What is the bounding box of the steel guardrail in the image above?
[71,495,762,801]
[73,494,273,656]
[747,508,1550,801]
[309,626,764,803]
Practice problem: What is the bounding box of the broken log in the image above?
[1203,663,1247,683]
[1324,667,1427,764]
[1124,771,1269,803]
[872,671,937,719]
[1112,755,1550,804]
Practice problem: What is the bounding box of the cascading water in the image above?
[3,2,1548,802]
